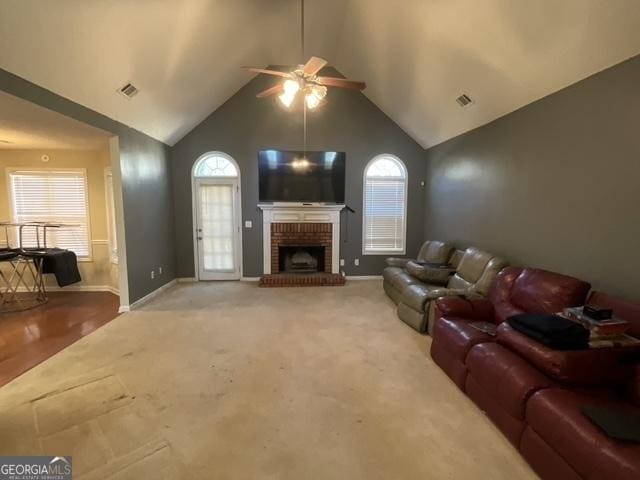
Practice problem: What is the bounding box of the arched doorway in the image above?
[192,152,242,280]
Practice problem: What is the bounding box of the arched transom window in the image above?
[362,155,407,254]
[193,152,238,177]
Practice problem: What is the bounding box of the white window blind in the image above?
[9,170,91,257]
[363,156,407,254]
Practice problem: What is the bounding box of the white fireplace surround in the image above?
[258,203,345,274]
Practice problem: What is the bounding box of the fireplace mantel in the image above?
[258,203,345,275]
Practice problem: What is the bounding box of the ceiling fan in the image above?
[243,0,366,110]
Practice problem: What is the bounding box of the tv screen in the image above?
[258,150,345,203]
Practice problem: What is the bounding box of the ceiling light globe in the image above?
[305,93,321,110]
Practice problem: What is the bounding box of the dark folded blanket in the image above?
[41,248,82,287]
[582,406,640,442]
[508,313,590,350]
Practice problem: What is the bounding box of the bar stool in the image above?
[0,223,48,313]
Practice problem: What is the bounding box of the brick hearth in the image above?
[259,272,346,287]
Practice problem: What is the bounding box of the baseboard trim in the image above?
[241,277,260,282]
[128,279,177,310]
[177,277,197,283]
[345,275,383,280]
[15,285,119,294]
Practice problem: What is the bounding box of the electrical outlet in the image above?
[354,258,359,266]
[150,270,155,279]
[339,258,345,266]
[159,266,163,275]
[244,220,252,228]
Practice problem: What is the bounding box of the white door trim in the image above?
[191,152,243,281]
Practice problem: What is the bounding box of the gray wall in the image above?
[425,55,640,299]
[0,69,176,303]
[171,68,427,277]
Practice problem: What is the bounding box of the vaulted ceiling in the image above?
[1,0,640,148]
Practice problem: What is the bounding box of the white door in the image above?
[195,178,241,280]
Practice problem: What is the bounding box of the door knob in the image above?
[197,237,203,240]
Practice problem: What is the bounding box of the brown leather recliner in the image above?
[432,271,640,479]
[383,240,455,304]
[383,245,507,333]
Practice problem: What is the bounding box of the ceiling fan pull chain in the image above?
[301,0,305,64]
[303,102,307,157]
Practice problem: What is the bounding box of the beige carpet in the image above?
[0,280,536,479]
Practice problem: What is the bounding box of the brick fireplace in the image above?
[270,223,332,274]
[258,204,346,287]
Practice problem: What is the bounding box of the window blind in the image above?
[363,176,406,253]
[10,170,90,257]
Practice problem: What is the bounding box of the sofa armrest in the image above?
[497,323,640,386]
[406,261,455,285]
[386,257,412,268]
[434,296,495,322]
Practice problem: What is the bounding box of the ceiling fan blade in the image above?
[256,83,284,98]
[302,56,328,76]
[316,77,366,91]
[243,67,291,78]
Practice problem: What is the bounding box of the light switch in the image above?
[244,220,252,228]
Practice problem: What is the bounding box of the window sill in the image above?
[363,250,406,256]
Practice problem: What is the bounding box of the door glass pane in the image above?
[200,184,234,271]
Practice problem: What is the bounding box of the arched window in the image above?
[362,155,407,254]
[193,152,238,177]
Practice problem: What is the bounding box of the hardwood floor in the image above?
[0,291,119,387]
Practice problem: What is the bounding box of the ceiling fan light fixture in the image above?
[305,84,327,110]
[278,79,300,108]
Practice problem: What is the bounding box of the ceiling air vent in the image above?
[456,94,473,107]
[118,82,139,99]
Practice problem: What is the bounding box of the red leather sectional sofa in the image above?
[430,267,640,479]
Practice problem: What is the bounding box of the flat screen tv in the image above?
[258,149,345,203]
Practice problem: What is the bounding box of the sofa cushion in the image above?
[405,261,454,284]
[434,297,495,322]
[465,372,528,446]
[399,283,434,312]
[385,257,410,268]
[397,302,429,332]
[432,317,494,364]
[497,323,640,386]
[526,388,640,480]
[417,240,454,264]
[488,266,525,323]
[510,268,590,314]
[448,247,493,290]
[466,343,553,420]
[382,280,404,304]
[430,337,468,389]
[473,257,508,297]
[382,267,420,291]
[520,426,583,480]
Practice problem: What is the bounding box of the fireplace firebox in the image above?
[279,246,325,273]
